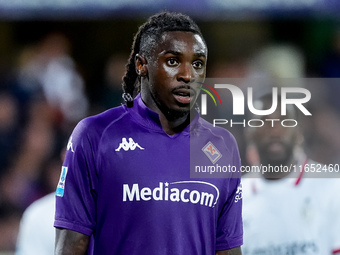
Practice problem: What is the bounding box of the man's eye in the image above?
[193,61,203,69]
[167,58,178,66]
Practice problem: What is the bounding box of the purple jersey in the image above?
[54,94,243,254]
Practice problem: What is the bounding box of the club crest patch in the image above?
[202,141,222,164]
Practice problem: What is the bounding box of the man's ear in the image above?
[135,54,148,76]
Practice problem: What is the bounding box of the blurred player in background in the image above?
[15,192,55,255]
[242,92,340,254]
[54,11,243,255]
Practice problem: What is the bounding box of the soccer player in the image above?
[242,92,340,254]
[54,11,243,255]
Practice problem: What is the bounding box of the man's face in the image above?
[250,102,298,166]
[141,31,207,119]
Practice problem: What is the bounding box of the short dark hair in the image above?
[122,11,205,107]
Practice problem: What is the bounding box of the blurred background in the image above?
[0,0,340,253]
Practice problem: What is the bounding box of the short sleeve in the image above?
[215,137,243,251]
[215,178,243,251]
[54,119,97,236]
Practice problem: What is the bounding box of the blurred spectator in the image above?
[16,32,88,126]
[248,44,305,81]
[14,145,64,255]
[0,31,90,252]
[0,90,25,252]
[99,53,127,109]
[15,148,64,255]
[0,203,22,252]
[0,98,55,209]
[0,31,89,208]
[0,92,21,177]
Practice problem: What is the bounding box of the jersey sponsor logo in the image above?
[235,183,242,203]
[67,136,75,153]
[202,141,222,164]
[123,181,219,208]
[115,137,144,151]
[56,166,68,197]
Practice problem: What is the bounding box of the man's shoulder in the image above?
[85,104,128,125]
[65,105,130,148]
[75,105,129,134]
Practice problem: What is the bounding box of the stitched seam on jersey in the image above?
[54,218,94,236]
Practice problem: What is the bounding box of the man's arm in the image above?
[55,228,90,255]
[216,246,242,255]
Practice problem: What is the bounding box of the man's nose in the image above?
[177,63,193,83]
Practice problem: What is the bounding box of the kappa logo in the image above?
[115,137,144,152]
[202,141,222,164]
[67,136,74,153]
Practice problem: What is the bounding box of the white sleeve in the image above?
[15,193,56,255]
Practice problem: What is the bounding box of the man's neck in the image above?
[141,92,195,135]
[158,112,191,135]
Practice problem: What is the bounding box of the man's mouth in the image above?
[172,87,195,105]
[266,141,285,154]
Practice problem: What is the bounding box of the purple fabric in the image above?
[54,94,243,254]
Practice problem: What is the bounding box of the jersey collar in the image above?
[250,156,309,195]
[129,94,200,135]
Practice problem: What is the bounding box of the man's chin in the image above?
[154,97,194,121]
[259,151,289,166]
[263,153,293,167]
[165,107,190,121]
